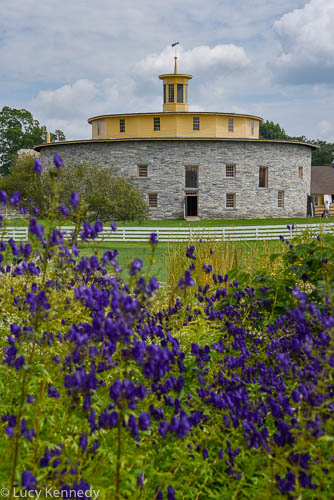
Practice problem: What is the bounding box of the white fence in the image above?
[1,223,334,243]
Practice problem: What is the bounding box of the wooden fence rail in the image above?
[2,223,334,243]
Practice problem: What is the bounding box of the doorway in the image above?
[185,194,198,217]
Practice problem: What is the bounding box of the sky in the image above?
[1,0,334,142]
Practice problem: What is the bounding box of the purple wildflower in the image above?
[130,258,143,276]
[79,433,88,451]
[33,158,43,176]
[21,470,37,490]
[70,192,80,209]
[0,190,7,204]
[53,154,63,169]
[110,221,117,232]
[9,191,20,207]
[150,232,158,245]
[59,204,69,217]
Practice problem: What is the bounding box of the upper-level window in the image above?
[137,165,148,178]
[250,120,254,135]
[177,84,183,103]
[168,84,174,103]
[154,117,160,131]
[97,120,101,136]
[299,167,303,179]
[193,117,200,131]
[228,118,234,132]
[226,164,236,177]
[163,84,166,104]
[259,167,268,187]
[185,166,198,188]
[120,119,125,132]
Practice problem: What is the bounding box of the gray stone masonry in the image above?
[39,140,312,219]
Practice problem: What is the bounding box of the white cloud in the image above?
[135,44,251,76]
[273,0,334,84]
[317,120,333,137]
[33,80,98,119]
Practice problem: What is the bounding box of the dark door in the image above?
[185,196,198,216]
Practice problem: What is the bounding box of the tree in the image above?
[0,154,46,210]
[310,140,334,166]
[0,106,65,175]
[55,164,148,221]
[259,121,290,140]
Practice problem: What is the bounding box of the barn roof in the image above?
[311,165,334,194]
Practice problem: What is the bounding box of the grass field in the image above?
[4,215,333,227]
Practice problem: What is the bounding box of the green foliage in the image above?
[54,163,148,221]
[0,106,65,175]
[0,154,46,208]
[310,140,334,166]
[259,120,290,140]
[0,166,333,498]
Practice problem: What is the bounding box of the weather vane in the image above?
[171,41,180,56]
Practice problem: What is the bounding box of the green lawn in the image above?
[4,215,333,227]
[78,241,170,282]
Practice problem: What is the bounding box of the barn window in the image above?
[278,191,284,208]
[185,166,198,188]
[226,193,236,208]
[228,118,234,132]
[177,84,183,103]
[226,164,236,177]
[168,84,174,103]
[259,167,268,187]
[154,117,160,131]
[148,193,158,208]
[137,165,148,177]
[120,119,125,132]
[193,117,200,131]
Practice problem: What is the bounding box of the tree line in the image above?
[259,121,334,166]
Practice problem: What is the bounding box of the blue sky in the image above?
[1,0,334,142]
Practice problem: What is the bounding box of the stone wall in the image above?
[39,139,312,219]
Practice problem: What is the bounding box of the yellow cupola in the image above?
[159,57,192,112]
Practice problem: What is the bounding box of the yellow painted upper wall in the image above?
[89,113,262,139]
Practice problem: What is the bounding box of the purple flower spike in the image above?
[110,221,117,232]
[59,204,69,217]
[137,473,143,488]
[167,485,175,500]
[9,191,20,207]
[150,232,158,245]
[70,192,80,209]
[0,190,7,204]
[33,158,43,176]
[79,433,88,451]
[53,154,63,169]
[130,258,143,276]
[22,470,37,489]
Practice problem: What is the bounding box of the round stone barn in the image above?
[35,58,315,220]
